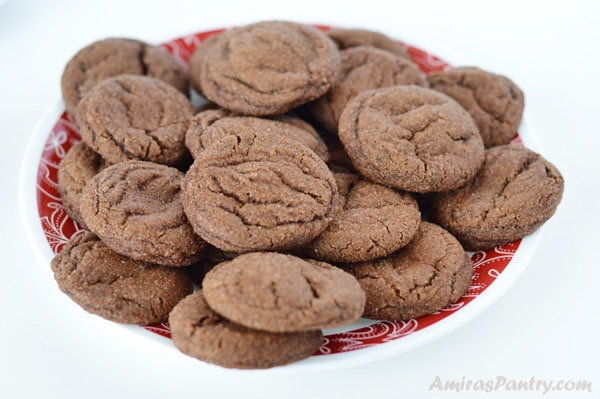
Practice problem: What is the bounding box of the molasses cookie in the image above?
[57,142,106,229]
[182,132,342,253]
[51,232,193,324]
[348,221,473,321]
[61,37,188,119]
[169,290,323,369]
[301,178,421,263]
[427,67,525,148]
[80,160,205,267]
[327,28,410,59]
[184,108,329,162]
[188,20,341,116]
[304,45,428,134]
[338,85,485,193]
[428,145,564,251]
[202,252,366,333]
[77,74,194,167]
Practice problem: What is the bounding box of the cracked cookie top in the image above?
[202,252,365,333]
[184,107,329,162]
[347,221,473,321]
[79,160,206,267]
[61,38,189,119]
[182,131,342,253]
[51,232,193,324]
[77,74,194,167]
[188,20,341,116]
[303,45,427,134]
[338,85,485,193]
[300,176,421,263]
[168,290,323,369]
[427,67,525,148]
[428,145,564,251]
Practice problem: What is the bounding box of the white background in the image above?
[1,0,599,398]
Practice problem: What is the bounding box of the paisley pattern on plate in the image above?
[35,27,522,356]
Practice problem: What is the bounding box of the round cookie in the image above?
[427,67,525,148]
[77,74,194,167]
[302,177,421,263]
[61,37,188,119]
[338,85,485,193]
[169,291,323,369]
[182,132,342,253]
[188,20,341,116]
[348,221,473,321]
[80,160,205,267]
[304,45,428,134]
[51,232,193,324]
[184,108,329,162]
[428,145,564,251]
[202,252,366,333]
[326,28,411,60]
[57,142,106,229]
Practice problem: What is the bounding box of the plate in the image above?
[19,26,544,372]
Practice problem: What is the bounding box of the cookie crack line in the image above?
[221,73,301,96]
[215,202,325,229]
[300,273,321,302]
[497,154,537,201]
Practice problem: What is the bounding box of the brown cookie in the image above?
[301,177,421,263]
[202,252,365,332]
[57,142,106,229]
[428,145,564,251]
[51,232,193,324]
[304,45,427,133]
[169,290,323,369]
[61,38,188,119]
[338,85,485,193]
[77,74,194,167]
[182,132,342,253]
[188,21,341,116]
[326,28,411,60]
[427,67,525,148]
[184,108,329,162]
[80,160,205,267]
[348,221,473,321]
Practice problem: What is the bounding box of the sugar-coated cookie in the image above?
[428,145,564,250]
[77,74,193,167]
[348,222,473,321]
[182,132,341,253]
[338,85,485,193]
[427,67,525,148]
[301,176,421,263]
[61,38,188,119]
[80,160,205,267]
[202,252,365,332]
[189,21,341,115]
[51,232,193,324]
[169,291,323,369]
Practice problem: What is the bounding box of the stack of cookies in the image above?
[52,20,564,369]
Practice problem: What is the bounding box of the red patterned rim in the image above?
[35,26,525,357]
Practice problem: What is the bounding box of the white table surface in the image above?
[2,0,598,398]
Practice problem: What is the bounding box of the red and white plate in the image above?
[19,26,544,371]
